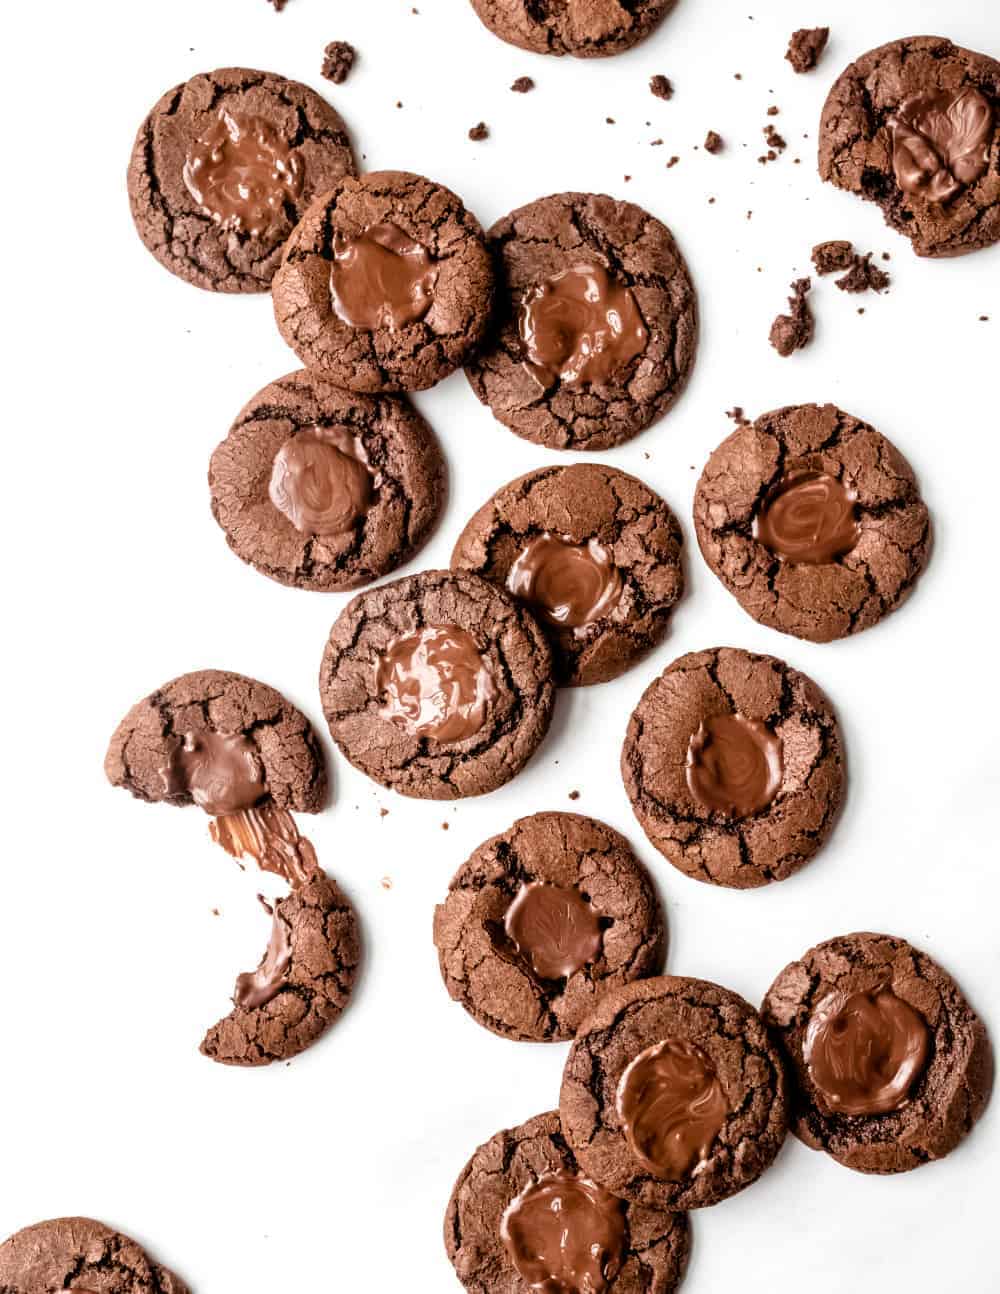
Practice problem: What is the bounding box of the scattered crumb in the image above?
[981,315,990,321]
[650,74,673,100]
[395,101,403,109]
[858,308,865,315]
[767,105,780,116]
[643,451,650,459]
[786,27,830,74]
[811,240,854,275]
[734,72,743,80]
[836,253,890,294]
[650,138,664,146]
[666,155,680,168]
[708,197,716,204]
[704,130,724,154]
[511,76,534,93]
[442,822,450,830]
[769,278,814,357]
[380,876,393,890]
[211,908,220,917]
[726,407,750,426]
[758,124,787,163]
[379,807,389,818]
[568,790,581,801]
[606,117,616,124]
[321,40,356,84]
[882,252,891,261]
[624,174,632,182]
[468,122,489,141]
[268,0,289,10]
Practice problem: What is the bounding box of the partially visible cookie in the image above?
[105,669,326,815]
[319,570,555,799]
[762,932,993,1174]
[468,0,677,59]
[210,370,446,592]
[127,68,356,292]
[559,976,788,1211]
[465,193,697,451]
[819,36,1000,257]
[0,1217,188,1293]
[621,647,845,889]
[451,465,684,686]
[445,1110,690,1294]
[693,403,931,642]
[433,811,664,1042]
[273,171,494,392]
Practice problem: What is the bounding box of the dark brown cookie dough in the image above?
[319,570,555,799]
[559,976,788,1210]
[272,171,494,392]
[469,0,676,59]
[445,1110,690,1294]
[819,36,1000,257]
[433,811,664,1042]
[202,872,360,1066]
[0,1217,188,1293]
[465,193,697,451]
[209,369,446,592]
[621,647,845,889]
[693,403,931,643]
[105,669,326,814]
[451,465,684,687]
[127,68,355,292]
[762,932,993,1174]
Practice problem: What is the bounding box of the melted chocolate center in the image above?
[269,427,374,537]
[685,714,783,818]
[376,625,496,743]
[507,533,624,633]
[754,470,859,564]
[330,223,438,330]
[503,882,604,980]
[889,86,993,205]
[159,731,266,817]
[183,109,303,236]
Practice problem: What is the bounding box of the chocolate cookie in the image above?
[105,669,326,814]
[468,0,676,59]
[818,37,1000,258]
[445,1110,690,1294]
[621,647,845,889]
[559,976,788,1210]
[693,404,931,643]
[127,68,356,292]
[451,465,684,687]
[762,932,993,1174]
[433,811,664,1042]
[0,1217,188,1293]
[319,570,555,799]
[272,171,494,392]
[465,193,697,451]
[209,370,446,592]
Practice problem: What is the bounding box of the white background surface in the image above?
[2,1,998,1290]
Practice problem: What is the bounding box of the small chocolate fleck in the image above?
[650,74,673,100]
[667,155,680,168]
[321,40,356,84]
[468,122,489,141]
[511,76,534,93]
[704,130,724,154]
[568,790,581,801]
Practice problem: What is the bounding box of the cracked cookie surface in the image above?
[0,1217,188,1293]
[465,193,697,450]
[559,976,788,1210]
[445,1110,690,1294]
[127,67,355,292]
[433,811,664,1042]
[621,647,845,889]
[762,931,993,1174]
[469,0,677,59]
[693,403,931,643]
[319,570,555,799]
[105,669,326,813]
[451,465,684,686]
[818,36,1000,257]
[209,369,446,592]
[272,171,494,392]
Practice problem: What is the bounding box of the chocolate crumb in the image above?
[726,406,750,426]
[786,27,829,73]
[836,253,890,294]
[734,73,743,80]
[667,155,680,168]
[769,277,813,357]
[704,130,724,154]
[321,40,356,84]
[858,308,865,315]
[211,908,220,916]
[758,124,787,163]
[511,76,534,93]
[380,876,392,890]
[767,105,779,116]
[379,807,389,818]
[811,240,854,275]
[650,138,664,146]
[650,75,673,100]
[468,122,489,141]
[568,790,581,801]
[981,315,990,322]
[442,822,450,830]
[606,117,616,124]
[268,0,289,10]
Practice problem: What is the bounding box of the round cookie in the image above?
[559,976,788,1211]
[105,669,326,815]
[693,403,931,643]
[621,647,844,889]
[433,811,664,1042]
[0,1217,188,1293]
[468,0,677,59]
[272,171,494,392]
[128,68,356,292]
[819,36,1000,258]
[451,465,684,686]
[210,369,446,592]
[465,193,697,451]
[446,1110,690,1294]
[319,570,555,799]
[762,932,994,1174]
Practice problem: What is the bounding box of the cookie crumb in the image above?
[981,315,990,321]
[380,876,392,890]
[568,790,581,801]
[769,277,813,357]
[767,105,779,116]
[758,124,786,163]
[268,0,289,10]
[786,27,829,73]
[211,908,220,916]
[666,155,680,168]
[442,821,450,830]
[811,240,854,275]
[379,807,389,818]
[321,40,356,84]
[726,406,750,426]
[606,117,616,124]
[836,253,890,294]
[468,122,489,141]
[704,130,724,154]
[650,74,673,100]
[511,76,534,93]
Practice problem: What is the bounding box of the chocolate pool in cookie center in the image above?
[182,109,304,237]
[507,533,624,633]
[753,469,860,565]
[616,1038,731,1180]
[502,881,605,980]
[376,625,496,742]
[685,714,783,818]
[520,263,648,389]
[805,986,931,1116]
[269,427,376,537]
[330,223,439,330]
[160,730,266,816]
[889,87,993,205]
[500,1170,626,1294]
